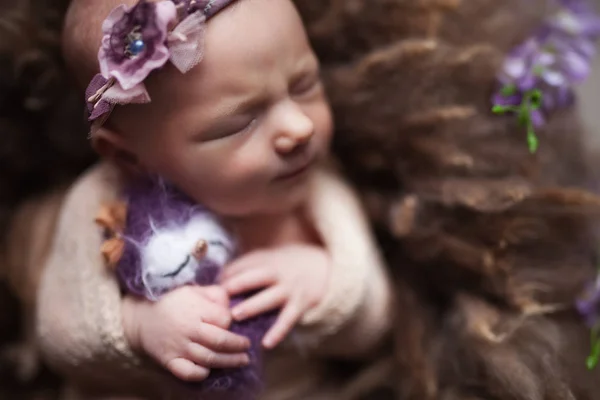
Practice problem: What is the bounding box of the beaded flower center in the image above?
[125,27,146,58]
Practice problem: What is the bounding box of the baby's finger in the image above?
[166,358,209,382]
[231,287,286,321]
[223,268,275,296]
[262,301,301,349]
[194,323,251,352]
[201,285,230,308]
[187,342,250,369]
[197,300,232,329]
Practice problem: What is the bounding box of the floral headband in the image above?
[85,0,236,133]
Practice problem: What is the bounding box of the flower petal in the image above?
[492,92,521,107]
[99,5,128,79]
[102,82,151,104]
[86,74,115,122]
[530,109,545,128]
[503,58,527,79]
[542,69,567,86]
[168,11,207,73]
[565,51,591,81]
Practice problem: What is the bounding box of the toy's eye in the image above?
[162,255,191,278]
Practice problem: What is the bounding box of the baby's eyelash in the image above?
[290,71,321,96]
[234,117,258,136]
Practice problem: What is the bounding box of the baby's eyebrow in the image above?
[213,92,270,119]
[290,55,320,79]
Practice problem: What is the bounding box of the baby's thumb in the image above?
[202,285,230,308]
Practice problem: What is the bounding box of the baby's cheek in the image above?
[317,104,334,142]
[225,148,273,189]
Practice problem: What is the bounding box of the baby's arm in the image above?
[35,163,161,396]
[291,168,393,357]
[224,167,392,358]
[35,163,250,396]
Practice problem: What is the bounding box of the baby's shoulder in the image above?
[51,162,124,251]
[309,162,365,215]
[66,162,122,206]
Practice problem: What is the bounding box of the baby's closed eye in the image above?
[290,70,321,97]
[196,114,259,141]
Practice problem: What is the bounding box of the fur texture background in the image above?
[0,0,95,398]
[295,0,600,398]
[1,0,600,399]
[0,0,96,246]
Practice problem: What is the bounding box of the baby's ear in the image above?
[92,126,143,177]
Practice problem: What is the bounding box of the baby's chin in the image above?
[223,182,311,219]
[265,174,313,213]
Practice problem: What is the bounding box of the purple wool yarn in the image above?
[115,177,276,399]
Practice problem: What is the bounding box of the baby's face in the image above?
[111,0,332,218]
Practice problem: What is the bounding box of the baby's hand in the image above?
[122,285,251,382]
[222,244,330,349]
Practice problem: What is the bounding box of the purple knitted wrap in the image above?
[116,177,276,400]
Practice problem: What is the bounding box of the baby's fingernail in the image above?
[262,337,273,349]
[224,283,235,293]
[242,354,250,365]
[232,308,244,320]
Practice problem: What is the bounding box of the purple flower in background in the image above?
[492,0,600,370]
[498,39,539,89]
[99,0,177,91]
[492,0,600,148]
[549,0,600,37]
[577,276,600,328]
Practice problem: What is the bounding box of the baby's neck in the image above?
[225,207,319,253]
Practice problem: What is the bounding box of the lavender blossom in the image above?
[492,0,600,152]
[577,276,600,328]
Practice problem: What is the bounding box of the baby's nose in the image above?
[274,105,314,155]
[275,134,311,155]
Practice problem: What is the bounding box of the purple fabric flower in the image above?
[99,0,177,91]
[172,0,236,18]
[85,74,113,122]
[84,0,240,127]
[167,11,207,73]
